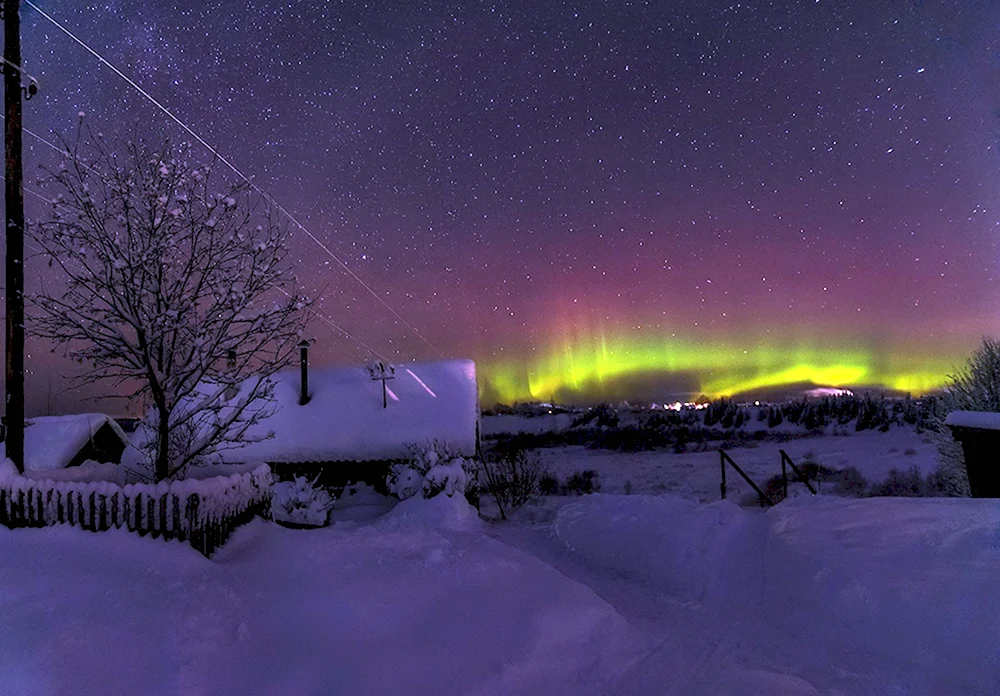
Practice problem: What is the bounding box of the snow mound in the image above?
[376,493,482,532]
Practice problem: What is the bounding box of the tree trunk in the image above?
[156,405,170,482]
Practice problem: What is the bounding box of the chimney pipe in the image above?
[298,340,310,406]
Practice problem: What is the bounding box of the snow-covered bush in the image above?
[564,469,601,495]
[869,467,926,497]
[271,476,335,527]
[387,441,477,502]
[424,459,469,498]
[386,465,424,501]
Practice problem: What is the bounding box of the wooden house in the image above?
[1,414,129,472]
[215,352,480,490]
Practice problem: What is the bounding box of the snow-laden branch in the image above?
[29,128,313,481]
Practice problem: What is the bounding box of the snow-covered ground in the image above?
[0,495,640,696]
[536,427,939,501]
[2,429,997,695]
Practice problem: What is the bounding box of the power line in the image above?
[23,0,445,360]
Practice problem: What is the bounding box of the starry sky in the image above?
[8,0,1000,411]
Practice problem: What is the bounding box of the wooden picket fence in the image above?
[0,467,272,557]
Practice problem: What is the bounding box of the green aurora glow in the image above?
[479,333,964,404]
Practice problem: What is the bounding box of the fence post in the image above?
[782,457,788,500]
[172,495,182,541]
[135,493,144,535]
[98,494,107,531]
[147,495,156,538]
[720,450,727,500]
[188,495,206,556]
[158,494,167,537]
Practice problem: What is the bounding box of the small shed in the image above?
[218,358,480,489]
[0,414,129,473]
[945,410,1000,498]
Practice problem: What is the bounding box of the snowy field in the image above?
[535,427,939,501]
[2,427,998,695]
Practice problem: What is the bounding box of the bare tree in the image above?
[29,124,311,481]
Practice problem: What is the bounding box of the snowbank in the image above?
[0,509,640,695]
[547,493,1000,694]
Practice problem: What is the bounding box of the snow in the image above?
[219,359,479,464]
[22,460,124,485]
[1,465,999,694]
[424,458,470,498]
[0,503,639,696]
[3,421,998,694]
[945,409,1000,431]
[535,427,939,500]
[0,414,127,472]
[497,493,1000,694]
[271,476,334,526]
[1,460,271,529]
[2,486,998,694]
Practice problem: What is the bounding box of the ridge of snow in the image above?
[944,409,1000,430]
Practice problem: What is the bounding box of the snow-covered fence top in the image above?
[0,460,271,556]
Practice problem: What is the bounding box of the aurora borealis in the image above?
[11,0,1000,411]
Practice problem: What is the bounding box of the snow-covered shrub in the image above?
[831,466,869,497]
[538,473,560,495]
[480,446,542,519]
[564,470,601,495]
[386,465,424,501]
[924,460,971,497]
[387,441,477,502]
[424,458,469,498]
[271,475,335,527]
[869,467,926,497]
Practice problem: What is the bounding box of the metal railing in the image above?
[719,449,773,507]
[719,449,818,507]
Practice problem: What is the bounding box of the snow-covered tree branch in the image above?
[29,125,311,481]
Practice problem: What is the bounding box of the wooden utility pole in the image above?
[4,0,25,472]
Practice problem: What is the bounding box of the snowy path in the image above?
[492,494,1000,695]
[490,502,823,695]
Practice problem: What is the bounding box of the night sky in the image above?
[10,0,1000,411]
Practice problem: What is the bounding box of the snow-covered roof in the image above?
[220,359,479,464]
[0,414,128,472]
[944,410,1000,431]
